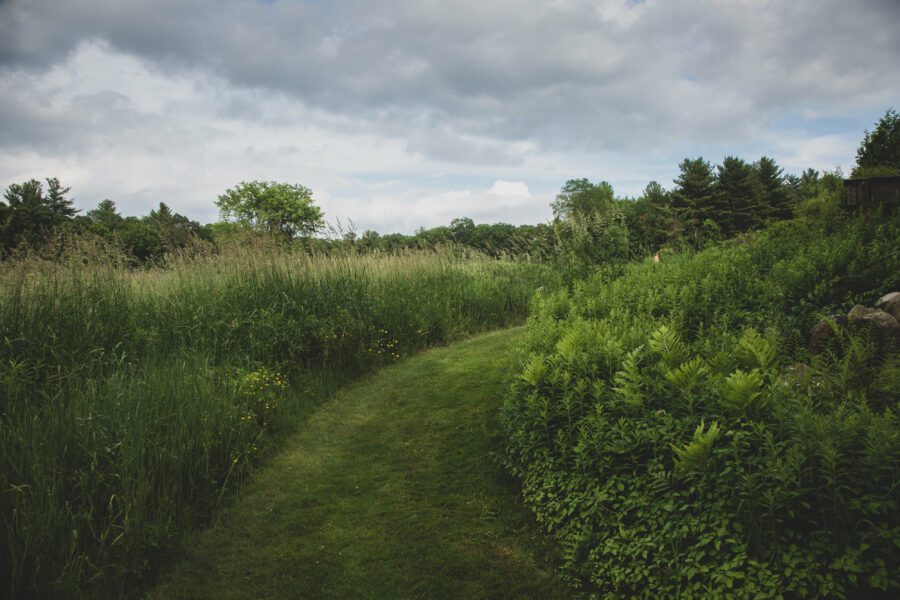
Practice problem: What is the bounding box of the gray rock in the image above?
[856,309,900,346]
[808,314,848,355]
[848,305,877,321]
[875,292,900,320]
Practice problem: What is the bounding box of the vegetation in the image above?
[216,180,325,240]
[1,178,78,252]
[0,239,555,598]
[852,108,900,177]
[149,328,566,599]
[500,197,899,597]
[2,107,898,599]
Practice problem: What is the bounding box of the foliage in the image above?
[671,157,716,247]
[501,206,900,598]
[216,180,325,240]
[0,242,557,598]
[1,178,77,252]
[852,108,900,177]
[551,178,616,220]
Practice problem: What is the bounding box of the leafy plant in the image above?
[672,420,721,473]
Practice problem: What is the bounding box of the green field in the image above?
[148,328,566,599]
[0,243,555,598]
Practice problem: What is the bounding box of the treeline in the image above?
[0,159,840,267]
[322,156,836,265]
[5,107,898,266]
[0,179,212,262]
[334,218,555,258]
[551,157,839,267]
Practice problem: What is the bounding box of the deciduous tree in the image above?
[216,181,324,240]
[852,108,900,177]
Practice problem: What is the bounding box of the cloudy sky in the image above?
[1,0,898,233]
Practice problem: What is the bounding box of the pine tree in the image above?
[715,156,762,235]
[672,158,715,247]
[1,178,77,250]
[755,156,790,221]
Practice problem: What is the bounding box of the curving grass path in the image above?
[148,328,568,599]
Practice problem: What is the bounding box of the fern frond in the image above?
[673,420,721,472]
[720,368,765,415]
[738,329,778,372]
[555,328,580,363]
[648,325,686,366]
[613,346,645,408]
[520,354,548,387]
[665,357,709,395]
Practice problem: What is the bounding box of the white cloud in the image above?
[488,180,531,197]
[1,0,897,232]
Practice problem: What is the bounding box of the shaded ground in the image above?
[148,328,569,599]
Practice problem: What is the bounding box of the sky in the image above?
[1,0,898,234]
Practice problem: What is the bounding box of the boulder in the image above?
[875,291,900,320]
[855,309,900,346]
[848,304,876,321]
[807,314,848,355]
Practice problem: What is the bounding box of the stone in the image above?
[875,291,900,320]
[848,304,876,321]
[856,309,900,346]
[807,314,848,355]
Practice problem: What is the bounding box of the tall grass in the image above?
[0,237,556,598]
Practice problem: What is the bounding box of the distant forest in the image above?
[2,108,897,264]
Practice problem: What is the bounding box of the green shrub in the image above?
[502,212,900,598]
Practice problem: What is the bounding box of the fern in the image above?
[721,369,765,415]
[665,357,709,413]
[673,420,721,472]
[613,346,645,408]
[520,354,548,387]
[555,328,580,364]
[648,324,686,366]
[738,329,778,373]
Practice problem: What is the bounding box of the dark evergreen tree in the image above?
[149,202,208,252]
[1,178,77,251]
[715,156,762,235]
[86,199,123,234]
[671,158,715,247]
[755,156,791,221]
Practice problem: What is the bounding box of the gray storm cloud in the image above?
[0,0,898,231]
[3,0,898,156]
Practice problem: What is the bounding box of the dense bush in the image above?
[501,209,899,598]
[0,238,557,598]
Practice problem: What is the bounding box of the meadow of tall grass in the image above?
[0,236,556,598]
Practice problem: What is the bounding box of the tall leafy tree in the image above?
[216,181,325,240]
[671,158,715,247]
[625,181,675,253]
[852,108,900,177]
[551,178,615,220]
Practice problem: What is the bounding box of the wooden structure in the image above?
[843,176,900,212]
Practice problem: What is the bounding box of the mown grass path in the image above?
[148,328,568,599]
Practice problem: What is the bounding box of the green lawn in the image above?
[147,328,569,599]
